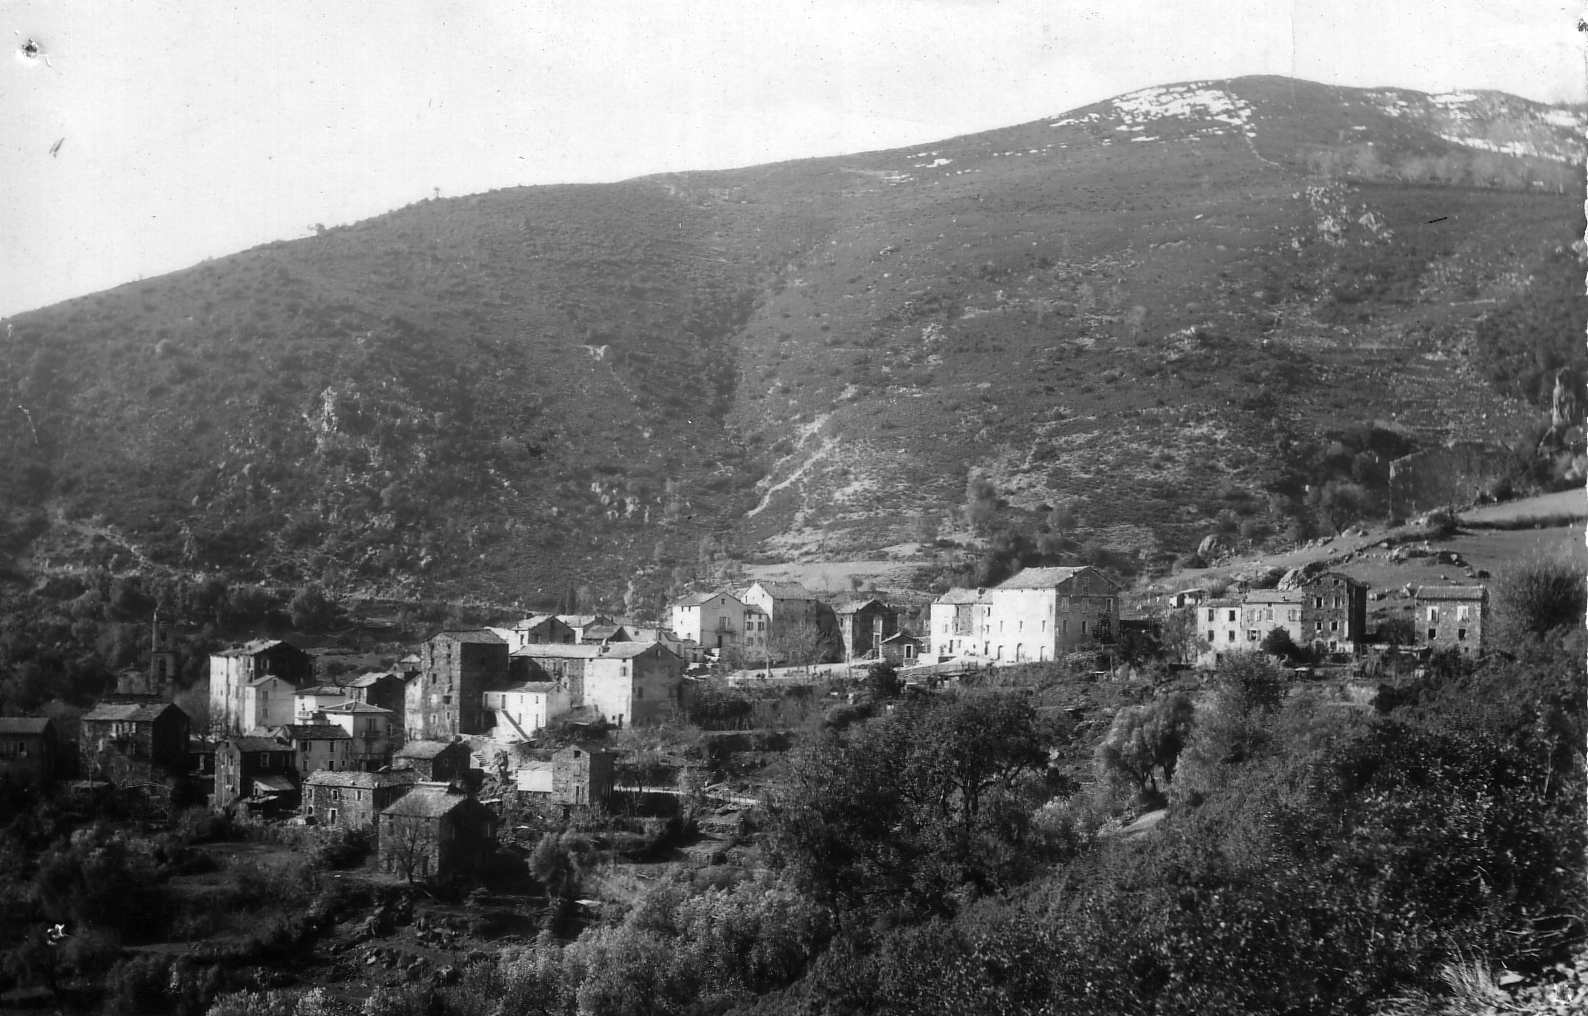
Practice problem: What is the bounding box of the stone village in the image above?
[0,564,1488,883]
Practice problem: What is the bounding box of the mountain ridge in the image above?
[2,75,1582,613]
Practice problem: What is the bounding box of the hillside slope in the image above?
[1,76,1582,609]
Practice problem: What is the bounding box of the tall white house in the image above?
[670,591,747,652]
[977,566,1121,663]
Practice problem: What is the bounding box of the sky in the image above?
[1,0,1582,318]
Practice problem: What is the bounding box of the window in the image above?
[1227,630,1236,643]
[1207,629,1215,642]
[1457,628,1468,641]
[1456,605,1472,621]
[1314,596,1324,608]
[1426,607,1438,622]
[1329,620,1338,632]
[1247,630,1259,641]
[635,687,644,700]
[1427,628,1437,640]
[1227,610,1236,622]
[1081,621,1088,635]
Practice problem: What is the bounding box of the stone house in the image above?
[209,639,313,734]
[408,630,509,740]
[342,671,406,716]
[929,587,981,659]
[879,631,924,667]
[214,733,298,810]
[393,739,472,782]
[834,599,899,660]
[482,681,570,741]
[670,591,747,652]
[303,769,417,830]
[556,614,614,643]
[580,643,686,728]
[377,783,498,883]
[736,581,820,643]
[1287,571,1369,654]
[320,702,401,771]
[740,607,769,658]
[1240,589,1306,650]
[0,717,58,784]
[294,684,355,721]
[80,701,190,785]
[978,566,1121,664]
[551,745,614,806]
[1414,585,1488,654]
[580,623,632,645]
[271,722,355,779]
[1198,599,1244,666]
[510,614,577,648]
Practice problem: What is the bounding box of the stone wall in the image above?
[1388,442,1518,516]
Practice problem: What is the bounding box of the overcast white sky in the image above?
[2,1,1582,318]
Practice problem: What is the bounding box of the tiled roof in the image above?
[675,591,726,607]
[346,672,398,687]
[745,581,814,600]
[305,769,417,789]
[83,702,178,723]
[1244,589,1305,603]
[380,783,473,818]
[430,629,506,645]
[274,723,351,741]
[935,588,982,604]
[215,638,299,658]
[0,717,51,735]
[396,740,463,760]
[296,684,351,697]
[994,567,1090,590]
[514,614,562,629]
[498,681,562,695]
[321,702,393,716]
[514,642,669,661]
[1415,585,1487,600]
[835,598,886,614]
[881,631,922,644]
[228,734,287,753]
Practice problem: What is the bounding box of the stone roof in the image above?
[835,598,887,614]
[994,566,1101,591]
[675,591,727,607]
[742,581,814,600]
[296,684,351,697]
[430,629,507,645]
[228,734,288,753]
[215,638,299,658]
[515,614,562,629]
[321,702,394,716]
[346,672,398,687]
[935,587,982,605]
[513,642,670,661]
[1244,589,1305,603]
[0,717,51,735]
[396,740,464,760]
[498,681,562,695]
[305,769,417,790]
[881,631,922,644]
[82,701,178,723]
[380,783,473,819]
[274,724,352,741]
[1415,585,1488,600]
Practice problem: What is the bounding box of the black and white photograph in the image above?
[0,2,1584,1013]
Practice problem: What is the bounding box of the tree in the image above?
[1095,693,1195,803]
[1491,556,1586,642]
[964,471,1000,535]
[1259,627,1303,663]
[1309,480,1371,534]
[1159,608,1207,664]
[865,661,902,701]
[1377,616,1416,647]
[288,585,343,633]
[770,692,1060,914]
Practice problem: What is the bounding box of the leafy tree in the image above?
[1309,479,1371,534]
[1095,693,1195,802]
[964,470,999,535]
[770,692,1060,915]
[1491,556,1585,642]
[865,660,901,701]
[1259,627,1303,663]
[1377,616,1416,647]
[288,584,343,633]
[1158,608,1207,664]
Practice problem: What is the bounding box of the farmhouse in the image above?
[1413,585,1489,654]
[209,639,313,734]
[879,630,924,667]
[303,769,417,830]
[509,614,577,648]
[408,630,509,740]
[1286,571,1370,654]
[834,598,899,660]
[271,722,355,779]
[214,733,298,811]
[929,587,981,659]
[979,566,1121,664]
[1240,589,1306,648]
[670,591,747,652]
[0,717,58,784]
[377,782,498,883]
[393,739,472,782]
[80,700,189,785]
[320,702,401,770]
